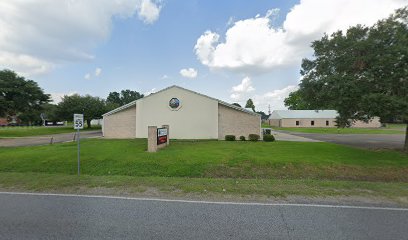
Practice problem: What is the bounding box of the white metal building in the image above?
[268,110,381,128]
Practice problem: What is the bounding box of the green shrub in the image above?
[248,134,260,141]
[225,135,236,141]
[263,134,275,142]
[239,136,246,141]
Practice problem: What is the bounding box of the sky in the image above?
[0,0,406,112]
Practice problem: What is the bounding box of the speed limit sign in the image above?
[73,113,84,176]
[73,114,84,130]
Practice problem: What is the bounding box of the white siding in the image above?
[135,87,219,139]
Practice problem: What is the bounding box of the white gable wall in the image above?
[135,87,219,139]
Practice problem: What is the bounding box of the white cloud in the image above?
[95,67,102,77]
[0,0,162,76]
[0,51,52,76]
[194,31,219,67]
[230,93,242,101]
[226,17,235,26]
[252,85,298,112]
[144,88,156,96]
[50,91,77,104]
[161,74,169,79]
[230,76,255,101]
[232,77,255,93]
[180,68,198,78]
[84,67,102,80]
[137,0,162,24]
[195,0,406,73]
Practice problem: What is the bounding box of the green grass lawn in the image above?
[0,125,101,137]
[272,127,404,134]
[0,139,406,181]
[1,139,407,202]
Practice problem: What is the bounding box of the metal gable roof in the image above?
[268,110,338,119]
[102,85,260,117]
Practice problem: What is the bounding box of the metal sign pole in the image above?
[77,128,80,176]
[74,113,83,176]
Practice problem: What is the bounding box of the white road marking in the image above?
[0,191,407,211]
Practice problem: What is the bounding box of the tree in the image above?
[285,7,408,151]
[18,103,60,126]
[284,90,313,110]
[245,99,255,112]
[106,89,144,108]
[0,69,50,123]
[40,103,60,122]
[232,103,242,107]
[56,94,106,128]
[256,111,269,120]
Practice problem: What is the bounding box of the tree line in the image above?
[0,69,144,128]
[0,68,271,128]
[284,7,407,151]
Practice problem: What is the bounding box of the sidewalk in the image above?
[0,131,102,147]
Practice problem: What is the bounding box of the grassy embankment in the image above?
[0,139,407,202]
[0,125,101,137]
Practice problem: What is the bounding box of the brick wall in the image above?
[268,119,280,127]
[103,106,136,138]
[218,104,260,140]
[278,117,381,128]
[281,118,337,127]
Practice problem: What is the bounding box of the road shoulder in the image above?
[0,172,407,208]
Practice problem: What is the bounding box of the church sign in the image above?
[157,128,168,145]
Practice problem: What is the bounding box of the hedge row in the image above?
[224,134,275,142]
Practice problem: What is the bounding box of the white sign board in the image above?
[157,128,168,145]
[74,114,84,130]
[157,128,168,137]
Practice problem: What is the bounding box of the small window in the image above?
[296,121,300,126]
[311,120,315,126]
[326,120,329,126]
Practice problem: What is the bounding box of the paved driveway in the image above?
[0,131,102,147]
[0,192,407,240]
[271,130,321,142]
[277,130,405,149]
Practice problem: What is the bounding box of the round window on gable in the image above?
[169,98,181,110]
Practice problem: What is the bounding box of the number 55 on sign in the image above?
[74,114,84,129]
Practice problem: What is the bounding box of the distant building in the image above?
[267,110,381,128]
[102,85,261,139]
[0,116,21,126]
[0,118,7,126]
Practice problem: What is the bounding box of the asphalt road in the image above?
[0,192,407,240]
[278,131,405,149]
[0,131,102,147]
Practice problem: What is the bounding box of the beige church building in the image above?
[102,85,261,139]
[267,110,381,128]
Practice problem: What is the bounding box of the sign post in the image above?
[148,125,169,152]
[40,113,46,126]
[74,114,84,176]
